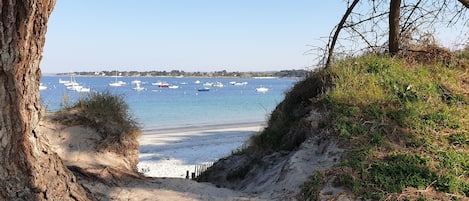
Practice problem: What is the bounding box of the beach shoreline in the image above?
[141,121,266,134]
[138,122,265,178]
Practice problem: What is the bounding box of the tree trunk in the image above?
[458,0,469,8]
[389,0,401,55]
[0,1,92,200]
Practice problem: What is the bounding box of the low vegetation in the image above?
[53,91,141,155]
[298,47,469,199]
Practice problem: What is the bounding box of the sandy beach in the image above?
[40,114,345,200]
[138,123,265,178]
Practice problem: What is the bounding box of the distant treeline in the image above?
[55,69,309,78]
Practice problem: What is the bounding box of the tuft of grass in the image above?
[55,91,141,152]
[298,171,326,201]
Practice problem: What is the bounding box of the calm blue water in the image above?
[40,76,299,131]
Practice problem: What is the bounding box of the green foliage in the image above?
[334,174,361,193]
[448,132,469,146]
[423,110,460,130]
[251,70,332,151]
[438,84,467,105]
[456,45,469,59]
[74,91,140,140]
[370,154,436,193]
[312,55,469,199]
[335,118,366,139]
[298,171,326,201]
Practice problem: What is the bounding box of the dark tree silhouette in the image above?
[0,0,92,200]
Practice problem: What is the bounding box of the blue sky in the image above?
[40,1,346,73]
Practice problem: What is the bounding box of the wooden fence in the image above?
[186,162,214,179]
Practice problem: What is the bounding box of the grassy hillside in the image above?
[195,45,468,200]
[297,52,469,200]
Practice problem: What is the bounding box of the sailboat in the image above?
[109,71,126,87]
[39,83,47,90]
[132,82,145,91]
[62,74,79,87]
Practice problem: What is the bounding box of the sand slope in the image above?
[40,113,346,200]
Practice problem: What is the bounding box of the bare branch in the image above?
[325,0,361,68]
[343,12,389,28]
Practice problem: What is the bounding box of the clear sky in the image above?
[40,1,346,73]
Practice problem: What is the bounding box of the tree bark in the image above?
[0,0,92,200]
[389,0,401,55]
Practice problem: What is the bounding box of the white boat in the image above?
[62,75,79,87]
[213,82,224,88]
[151,81,170,87]
[232,81,248,86]
[203,82,213,87]
[168,85,179,89]
[109,80,126,87]
[133,82,145,91]
[64,82,79,87]
[194,80,201,84]
[76,87,91,92]
[39,83,47,90]
[109,71,126,86]
[67,85,82,91]
[58,79,69,84]
[255,87,269,93]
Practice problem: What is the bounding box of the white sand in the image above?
[137,124,263,178]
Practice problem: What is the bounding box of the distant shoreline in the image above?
[42,69,309,78]
[142,121,266,135]
[42,74,286,79]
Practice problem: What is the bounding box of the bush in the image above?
[251,69,332,152]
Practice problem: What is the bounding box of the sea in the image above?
[40,76,300,132]
[40,75,300,177]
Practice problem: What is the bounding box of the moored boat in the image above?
[197,87,210,92]
[133,82,145,91]
[109,80,127,87]
[39,83,47,90]
[255,87,269,93]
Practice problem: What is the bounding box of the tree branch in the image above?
[325,0,361,68]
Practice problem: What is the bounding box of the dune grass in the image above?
[298,53,469,200]
[54,91,141,153]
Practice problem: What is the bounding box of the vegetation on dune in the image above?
[54,91,141,154]
[298,46,469,200]
[251,70,332,152]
